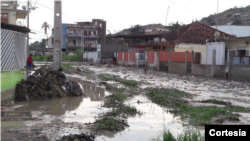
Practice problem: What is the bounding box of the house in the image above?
[223,36,250,64]
[162,22,234,64]
[211,25,250,37]
[1,22,30,102]
[48,19,106,54]
[1,0,28,25]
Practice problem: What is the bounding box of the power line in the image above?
[36,2,84,21]
[168,0,198,12]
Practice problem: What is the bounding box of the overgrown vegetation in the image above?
[106,105,142,117]
[104,93,131,107]
[152,128,204,141]
[95,118,124,131]
[200,99,232,106]
[105,84,125,93]
[98,74,139,87]
[62,63,74,71]
[33,55,53,61]
[146,88,249,125]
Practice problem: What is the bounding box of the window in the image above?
[95,22,97,25]
[1,3,9,6]
[100,23,102,28]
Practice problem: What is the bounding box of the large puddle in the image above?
[4,73,188,140]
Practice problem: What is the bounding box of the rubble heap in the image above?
[15,66,82,101]
[61,132,95,141]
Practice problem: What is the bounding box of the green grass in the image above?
[62,63,75,71]
[104,93,131,107]
[146,88,248,126]
[106,105,142,117]
[146,88,189,107]
[200,99,231,106]
[163,130,176,141]
[105,85,125,93]
[32,55,53,61]
[98,74,139,87]
[95,118,123,131]
[177,128,204,141]
[152,128,204,141]
[172,104,239,125]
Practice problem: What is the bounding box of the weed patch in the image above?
[200,99,232,106]
[95,118,124,131]
[98,74,138,87]
[105,85,125,93]
[106,105,142,117]
[152,128,204,141]
[62,63,74,71]
[146,88,189,107]
[104,93,131,107]
[146,88,248,125]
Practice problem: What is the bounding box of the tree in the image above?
[129,24,145,35]
[41,22,51,36]
[29,38,47,52]
[168,21,184,32]
[232,20,242,25]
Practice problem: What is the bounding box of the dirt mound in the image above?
[15,66,82,101]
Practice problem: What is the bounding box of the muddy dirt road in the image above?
[1,62,250,141]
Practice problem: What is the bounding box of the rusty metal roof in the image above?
[1,22,30,33]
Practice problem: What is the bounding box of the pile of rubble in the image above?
[15,66,83,101]
[60,132,95,141]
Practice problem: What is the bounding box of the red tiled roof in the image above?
[164,22,235,43]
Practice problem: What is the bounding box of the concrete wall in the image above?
[192,64,226,78]
[168,62,187,74]
[1,70,26,102]
[160,62,168,72]
[231,65,250,81]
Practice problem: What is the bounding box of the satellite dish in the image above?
[161,38,166,42]
[214,31,220,39]
[22,5,26,10]
[154,38,159,43]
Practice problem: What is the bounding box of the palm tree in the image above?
[41,22,51,36]
[41,22,51,54]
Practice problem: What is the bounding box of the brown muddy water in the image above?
[3,73,187,141]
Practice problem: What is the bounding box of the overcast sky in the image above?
[15,0,250,44]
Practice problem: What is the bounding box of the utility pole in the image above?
[26,0,30,78]
[53,0,62,70]
[27,0,30,57]
[165,6,170,27]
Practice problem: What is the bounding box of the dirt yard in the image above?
[1,63,250,141]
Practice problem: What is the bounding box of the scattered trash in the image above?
[113,75,120,78]
[61,132,95,141]
[1,107,8,110]
[15,65,83,101]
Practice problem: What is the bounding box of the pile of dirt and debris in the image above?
[15,66,83,101]
[60,132,95,141]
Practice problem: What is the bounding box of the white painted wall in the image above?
[83,52,98,62]
[206,42,225,65]
[211,26,250,37]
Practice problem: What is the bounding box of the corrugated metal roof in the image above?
[211,25,250,37]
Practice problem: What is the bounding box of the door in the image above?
[73,40,76,45]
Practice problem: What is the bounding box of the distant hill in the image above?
[200,5,250,26]
[114,23,169,35]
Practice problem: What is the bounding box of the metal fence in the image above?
[1,29,27,71]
